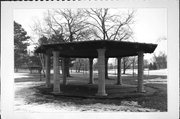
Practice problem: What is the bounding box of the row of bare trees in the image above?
[32,9,134,43]
[31,8,135,77]
[149,52,167,70]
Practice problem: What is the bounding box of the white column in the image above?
[137,51,145,92]
[62,58,67,85]
[117,57,122,85]
[96,49,107,96]
[53,51,61,93]
[45,51,51,87]
[89,58,94,84]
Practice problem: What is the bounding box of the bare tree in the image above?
[153,52,167,69]
[52,9,91,42]
[52,9,91,76]
[30,20,50,78]
[30,12,66,77]
[73,58,89,73]
[31,9,90,77]
[31,9,135,77]
[122,57,131,74]
[85,8,134,41]
[132,56,137,76]
[85,8,135,78]
[42,9,93,76]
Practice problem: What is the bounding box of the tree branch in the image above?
[84,22,103,33]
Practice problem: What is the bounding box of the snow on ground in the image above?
[14,69,167,112]
[14,81,159,112]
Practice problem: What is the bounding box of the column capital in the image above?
[52,50,60,53]
[97,48,106,53]
[89,58,94,60]
[52,50,60,57]
[45,49,52,55]
[138,51,144,56]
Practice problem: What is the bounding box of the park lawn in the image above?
[14,70,167,112]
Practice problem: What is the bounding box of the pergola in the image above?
[35,40,157,96]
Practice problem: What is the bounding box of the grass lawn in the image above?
[14,69,167,112]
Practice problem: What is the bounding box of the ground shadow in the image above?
[16,83,167,111]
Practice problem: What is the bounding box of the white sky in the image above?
[14,8,167,61]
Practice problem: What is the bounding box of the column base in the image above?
[46,84,51,88]
[88,82,94,85]
[116,83,123,85]
[53,84,61,93]
[63,82,67,85]
[138,90,146,93]
[52,91,62,95]
[137,88,146,93]
[96,92,108,96]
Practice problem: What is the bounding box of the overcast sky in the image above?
[14,8,167,60]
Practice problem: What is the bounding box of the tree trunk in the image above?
[78,63,82,72]
[105,58,109,79]
[66,64,70,77]
[76,65,78,72]
[42,68,46,78]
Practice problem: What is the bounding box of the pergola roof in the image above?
[35,40,157,58]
